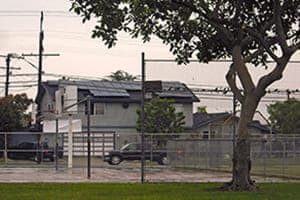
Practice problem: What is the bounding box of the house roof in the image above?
[36,79,199,104]
[193,112,274,134]
[193,112,231,128]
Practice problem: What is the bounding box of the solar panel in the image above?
[158,91,193,98]
[48,79,195,99]
[90,89,130,97]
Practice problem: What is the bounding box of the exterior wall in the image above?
[193,122,267,138]
[193,123,233,138]
[74,102,194,129]
[174,103,193,128]
[40,90,56,120]
[40,90,195,134]
[77,102,140,128]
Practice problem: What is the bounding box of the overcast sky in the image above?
[0,0,299,115]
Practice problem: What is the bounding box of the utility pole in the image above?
[22,11,59,96]
[5,55,11,97]
[0,53,22,97]
[38,11,44,95]
[21,11,59,128]
[87,96,91,179]
[286,89,291,100]
[141,52,145,183]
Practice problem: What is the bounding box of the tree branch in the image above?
[232,45,256,95]
[171,0,234,44]
[274,0,289,53]
[226,64,244,103]
[244,47,265,63]
[255,56,291,98]
[244,37,278,62]
[244,27,280,63]
[290,42,300,53]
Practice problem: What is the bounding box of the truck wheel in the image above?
[158,156,168,165]
[35,155,41,164]
[111,155,121,165]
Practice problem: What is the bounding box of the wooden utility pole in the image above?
[22,11,59,96]
[38,11,44,94]
[0,54,22,97]
[5,55,11,97]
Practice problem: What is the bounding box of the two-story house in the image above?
[35,79,199,155]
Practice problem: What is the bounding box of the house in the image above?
[166,112,275,168]
[35,79,199,155]
[192,112,273,139]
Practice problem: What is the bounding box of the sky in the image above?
[0,0,299,117]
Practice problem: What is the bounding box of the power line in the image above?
[0,14,78,18]
[0,10,69,13]
[0,84,37,88]
[0,80,37,84]
[44,73,104,81]
[0,73,39,77]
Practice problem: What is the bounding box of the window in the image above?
[202,131,216,139]
[94,103,105,115]
[47,103,54,112]
[203,131,209,139]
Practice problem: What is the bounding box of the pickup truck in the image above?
[104,143,168,165]
[7,142,55,163]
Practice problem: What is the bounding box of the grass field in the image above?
[0,183,299,200]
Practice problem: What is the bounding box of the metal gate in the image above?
[63,132,115,157]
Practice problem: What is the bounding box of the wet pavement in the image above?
[0,167,290,183]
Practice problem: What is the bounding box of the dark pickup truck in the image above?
[7,142,55,163]
[104,143,168,165]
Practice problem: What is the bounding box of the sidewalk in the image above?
[0,167,289,183]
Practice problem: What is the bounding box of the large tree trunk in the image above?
[221,95,259,191]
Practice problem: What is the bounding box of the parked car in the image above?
[8,142,54,163]
[104,143,168,165]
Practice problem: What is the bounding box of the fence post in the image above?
[102,132,105,160]
[174,140,178,167]
[4,133,7,165]
[282,140,286,177]
[87,95,91,179]
[293,134,296,160]
[205,140,209,170]
[67,114,73,169]
[55,116,59,170]
[263,140,267,180]
[198,139,201,168]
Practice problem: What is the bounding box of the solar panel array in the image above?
[47,80,195,98]
[57,80,139,97]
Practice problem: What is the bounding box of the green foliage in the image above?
[136,98,185,133]
[69,0,299,185]
[268,99,300,134]
[70,0,299,65]
[197,106,207,113]
[104,70,139,81]
[0,94,32,131]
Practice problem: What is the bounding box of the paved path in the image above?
[0,167,288,183]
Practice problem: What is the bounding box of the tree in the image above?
[268,99,300,134]
[0,94,32,131]
[136,98,185,145]
[104,70,139,81]
[197,106,207,113]
[70,0,300,190]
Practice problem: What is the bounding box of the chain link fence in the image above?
[1,132,299,181]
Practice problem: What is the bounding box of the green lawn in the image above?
[0,183,299,200]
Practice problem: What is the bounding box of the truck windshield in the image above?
[120,143,132,151]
